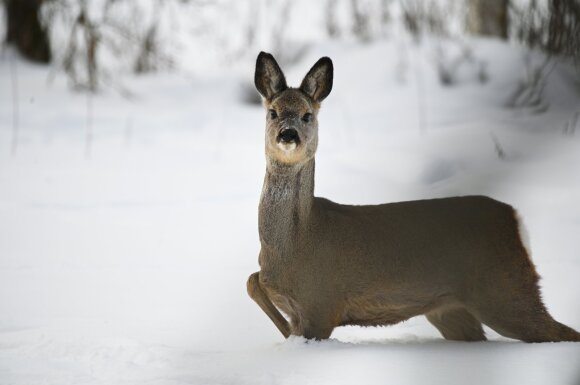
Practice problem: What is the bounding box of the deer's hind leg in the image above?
[473,293,580,343]
[247,272,291,338]
[426,307,487,341]
[470,212,580,342]
[469,266,580,342]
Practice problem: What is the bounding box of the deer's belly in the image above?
[340,293,448,327]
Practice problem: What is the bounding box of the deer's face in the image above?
[264,89,318,164]
[255,52,333,165]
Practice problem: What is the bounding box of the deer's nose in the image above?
[278,129,299,143]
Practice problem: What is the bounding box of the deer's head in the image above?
[255,52,333,165]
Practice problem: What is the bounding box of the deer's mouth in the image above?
[276,129,301,151]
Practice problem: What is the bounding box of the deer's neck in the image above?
[259,158,315,253]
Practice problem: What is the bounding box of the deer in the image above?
[247,51,580,343]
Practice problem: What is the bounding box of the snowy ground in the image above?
[1,38,580,385]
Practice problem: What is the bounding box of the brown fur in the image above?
[247,52,580,343]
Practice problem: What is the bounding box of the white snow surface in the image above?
[1,38,580,385]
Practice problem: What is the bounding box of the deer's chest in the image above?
[258,246,322,306]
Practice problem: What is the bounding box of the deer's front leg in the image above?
[247,271,291,338]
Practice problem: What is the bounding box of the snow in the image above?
[1,36,580,385]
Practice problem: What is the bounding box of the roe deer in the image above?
[247,52,580,342]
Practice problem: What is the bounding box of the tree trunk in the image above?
[546,0,580,58]
[5,0,51,63]
[466,0,508,39]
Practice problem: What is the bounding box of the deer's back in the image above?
[306,195,529,297]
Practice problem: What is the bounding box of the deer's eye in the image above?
[269,110,278,119]
[302,113,312,123]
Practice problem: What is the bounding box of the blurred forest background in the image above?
[2,0,580,91]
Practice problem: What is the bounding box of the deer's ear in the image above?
[300,57,333,103]
[255,52,287,99]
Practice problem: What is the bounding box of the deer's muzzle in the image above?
[277,129,300,144]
